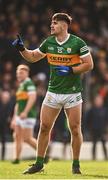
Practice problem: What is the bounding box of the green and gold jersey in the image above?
[39,34,90,94]
[16,78,36,118]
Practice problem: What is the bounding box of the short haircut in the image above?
[17,64,30,72]
[52,13,72,26]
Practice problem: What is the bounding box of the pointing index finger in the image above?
[17,34,21,40]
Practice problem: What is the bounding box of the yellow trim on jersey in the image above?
[16,91,28,100]
[47,53,82,66]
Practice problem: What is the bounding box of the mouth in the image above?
[51,28,54,31]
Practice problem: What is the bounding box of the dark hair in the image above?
[52,13,72,26]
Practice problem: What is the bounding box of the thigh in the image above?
[14,125,23,138]
[64,93,82,109]
[40,104,61,129]
[16,116,23,127]
[43,91,62,109]
[23,128,34,140]
[65,103,82,128]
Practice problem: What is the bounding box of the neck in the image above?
[56,31,69,42]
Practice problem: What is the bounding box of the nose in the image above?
[50,22,54,28]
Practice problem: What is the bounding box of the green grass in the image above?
[0,160,108,179]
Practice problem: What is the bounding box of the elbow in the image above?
[33,93,37,102]
[88,61,94,71]
[90,62,94,70]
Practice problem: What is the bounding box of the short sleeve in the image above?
[26,81,36,94]
[78,38,90,58]
[39,39,47,54]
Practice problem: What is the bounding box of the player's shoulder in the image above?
[25,78,36,91]
[70,34,84,42]
[40,36,55,47]
[24,78,34,85]
[45,35,55,42]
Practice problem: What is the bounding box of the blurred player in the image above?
[10,64,37,163]
[12,13,94,173]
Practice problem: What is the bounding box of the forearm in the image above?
[11,104,18,122]
[20,48,40,63]
[72,62,93,74]
[13,104,18,117]
[12,35,43,62]
[72,54,94,74]
[23,95,36,114]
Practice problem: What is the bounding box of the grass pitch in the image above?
[0,160,108,179]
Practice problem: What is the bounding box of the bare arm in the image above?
[72,53,94,74]
[23,92,36,114]
[12,104,18,119]
[20,48,46,63]
[12,35,46,62]
[10,104,18,129]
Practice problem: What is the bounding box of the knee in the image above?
[70,125,81,137]
[40,123,51,135]
[24,137,30,143]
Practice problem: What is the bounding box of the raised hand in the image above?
[12,34,25,51]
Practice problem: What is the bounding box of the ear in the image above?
[62,21,68,30]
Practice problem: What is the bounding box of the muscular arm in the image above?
[20,48,46,63]
[72,53,94,74]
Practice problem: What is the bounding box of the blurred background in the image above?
[0,0,108,161]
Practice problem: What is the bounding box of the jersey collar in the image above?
[55,33,70,45]
[21,77,30,85]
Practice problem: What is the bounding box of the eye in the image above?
[54,22,57,25]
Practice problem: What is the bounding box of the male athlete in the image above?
[12,13,94,174]
[10,64,37,163]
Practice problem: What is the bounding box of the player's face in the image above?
[16,69,28,82]
[50,20,63,35]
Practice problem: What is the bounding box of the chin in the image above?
[51,31,55,35]
[18,78,22,82]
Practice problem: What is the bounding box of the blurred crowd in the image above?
[0,0,108,160]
